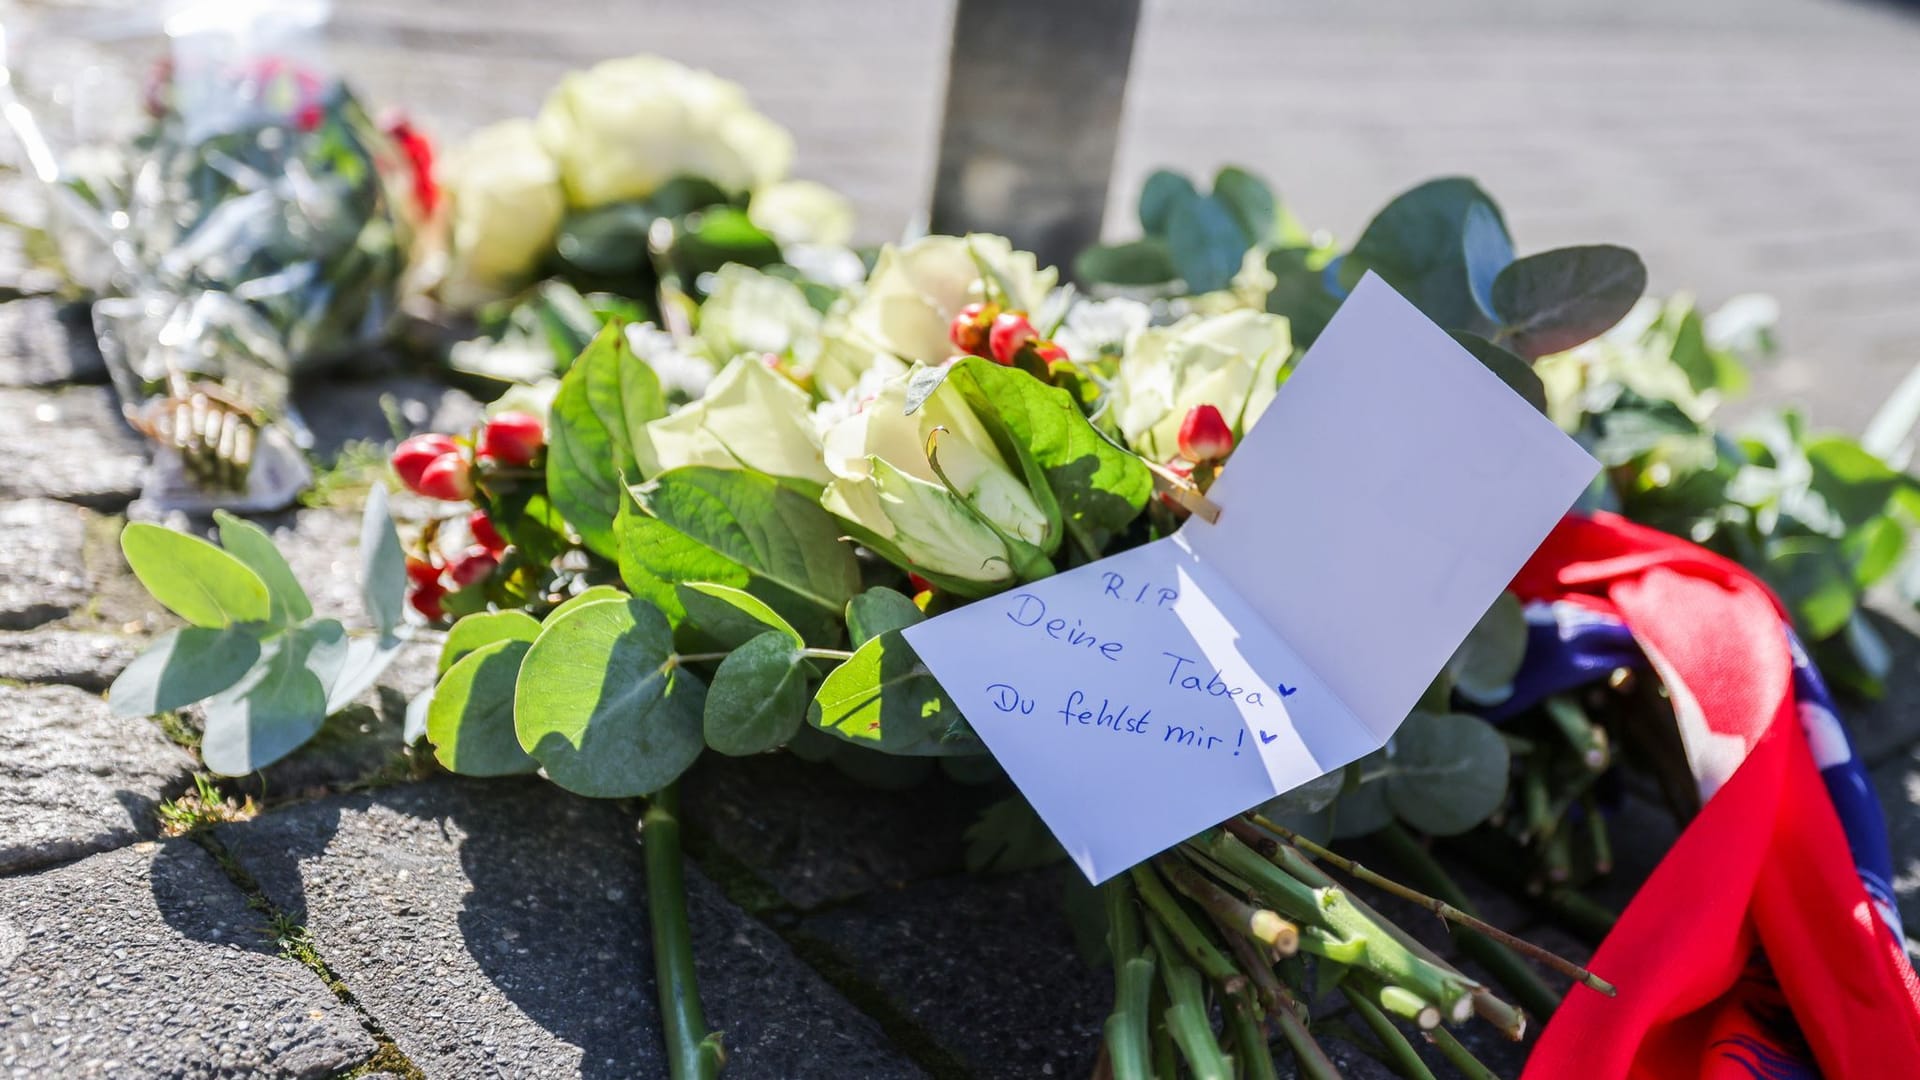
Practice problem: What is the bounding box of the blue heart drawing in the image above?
[1276,683,1298,697]
[1258,730,1278,745]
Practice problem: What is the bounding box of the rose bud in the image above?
[1032,340,1067,366]
[988,312,1037,365]
[405,555,440,588]
[408,580,447,621]
[447,545,498,589]
[478,411,545,467]
[416,453,475,501]
[468,510,506,554]
[392,433,458,493]
[948,302,995,357]
[1177,404,1234,463]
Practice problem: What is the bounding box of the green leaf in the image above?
[1330,757,1394,839]
[109,626,261,717]
[1668,308,1719,395]
[1264,247,1340,347]
[1805,436,1900,528]
[546,322,666,559]
[358,485,407,637]
[1212,166,1277,246]
[809,627,980,756]
[1167,194,1246,294]
[306,626,407,715]
[213,511,311,626]
[846,587,923,646]
[1385,712,1510,836]
[943,356,1153,552]
[514,597,706,797]
[1138,170,1199,237]
[624,467,860,642]
[1844,516,1906,588]
[1585,391,1701,465]
[1449,332,1547,416]
[199,626,333,775]
[703,630,811,755]
[428,639,539,776]
[963,796,1065,874]
[1073,239,1177,287]
[439,610,543,675]
[672,207,781,284]
[121,523,272,628]
[1491,245,1648,359]
[549,585,631,622]
[1341,177,1511,333]
[675,582,802,650]
[1446,593,1527,706]
[1767,538,1856,640]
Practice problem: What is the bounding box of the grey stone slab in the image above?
[214,777,923,1080]
[679,751,990,911]
[0,386,146,509]
[0,497,91,629]
[0,298,106,388]
[0,840,376,1079]
[1872,748,1920,939]
[0,627,138,690]
[1847,598,1920,768]
[0,684,193,875]
[798,866,1106,1080]
[293,373,482,463]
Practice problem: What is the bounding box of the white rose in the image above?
[694,264,821,367]
[440,119,566,306]
[1110,309,1291,461]
[845,234,1057,364]
[820,372,1050,591]
[749,179,856,248]
[643,356,830,485]
[534,55,793,208]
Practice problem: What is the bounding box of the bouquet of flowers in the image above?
[107,54,1920,1080]
[1,2,425,510]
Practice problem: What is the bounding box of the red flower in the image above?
[408,579,446,621]
[988,313,1037,365]
[1177,404,1234,463]
[478,412,545,468]
[391,434,459,493]
[404,555,440,588]
[468,510,506,555]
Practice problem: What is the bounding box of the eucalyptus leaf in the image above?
[1212,166,1278,246]
[121,523,271,629]
[428,639,539,776]
[703,630,811,755]
[1330,759,1394,840]
[214,511,311,626]
[1462,201,1513,321]
[675,582,803,650]
[1384,712,1510,836]
[1259,770,1346,817]
[109,626,262,718]
[549,585,631,622]
[514,597,706,797]
[1167,194,1246,294]
[810,628,980,756]
[1138,170,1199,237]
[1073,239,1177,287]
[1446,592,1528,706]
[1490,245,1647,359]
[1341,177,1510,333]
[439,610,543,675]
[846,587,923,646]
[546,322,666,559]
[358,484,406,636]
[1449,332,1547,416]
[200,627,332,775]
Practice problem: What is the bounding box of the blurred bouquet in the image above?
[2,1,425,510]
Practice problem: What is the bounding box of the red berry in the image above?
[478,412,544,467]
[907,572,934,595]
[1176,404,1234,463]
[447,546,498,589]
[1032,341,1067,365]
[468,510,506,554]
[408,580,446,621]
[948,302,994,357]
[405,555,440,587]
[988,313,1036,365]
[392,433,458,493]
[416,453,475,501]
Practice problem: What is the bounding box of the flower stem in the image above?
[1130,864,1241,986]
[1342,986,1439,1080]
[1141,915,1232,1080]
[1102,880,1154,1080]
[1424,1025,1501,1080]
[641,783,724,1080]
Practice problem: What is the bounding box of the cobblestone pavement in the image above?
[3,1,1920,1077]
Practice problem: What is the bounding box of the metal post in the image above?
[928,0,1142,275]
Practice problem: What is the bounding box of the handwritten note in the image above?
[903,274,1600,883]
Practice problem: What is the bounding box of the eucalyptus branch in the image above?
[1267,818,1615,998]
[641,783,723,1080]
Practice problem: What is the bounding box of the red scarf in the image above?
[1514,512,1920,1079]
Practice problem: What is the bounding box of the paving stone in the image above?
[0,840,376,1078]
[798,865,1107,1080]
[0,497,91,629]
[1871,748,1920,939]
[294,372,483,462]
[679,751,992,911]
[0,627,138,690]
[0,298,106,388]
[0,386,146,509]
[0,684,193,875]
[214,777,923,1080]
[1847,599,1920,768]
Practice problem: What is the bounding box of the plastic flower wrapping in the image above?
[2,1,422,511]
